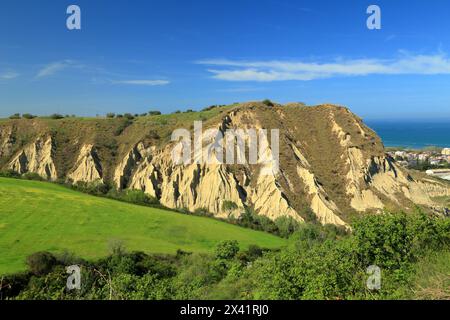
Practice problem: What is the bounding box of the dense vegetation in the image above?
[0,212,448,300]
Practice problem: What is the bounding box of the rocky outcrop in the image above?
[9,136,57,180]
[67,144,103,184]
[105,104,450,224]
[114,143,153,189]
[0,127,14,159]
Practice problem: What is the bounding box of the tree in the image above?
[9,113,21,119]
[148,111,162,116]
[123,113,135,120]
[262,99,274,107]
[222,201,238,212]
[49,113,64,119]
[22,113,36,119]
[106,113,116,118]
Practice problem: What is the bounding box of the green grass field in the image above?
[0,177,286,275]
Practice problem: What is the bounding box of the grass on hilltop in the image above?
[0,177,286,275]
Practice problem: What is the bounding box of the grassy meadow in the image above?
[0,177,286,275]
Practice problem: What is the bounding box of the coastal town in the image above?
[387,147,450,181]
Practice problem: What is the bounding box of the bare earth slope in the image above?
[1,102,449,226]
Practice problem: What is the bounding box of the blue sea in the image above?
[365,120,450,149]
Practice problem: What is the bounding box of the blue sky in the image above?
[1,0,450,120]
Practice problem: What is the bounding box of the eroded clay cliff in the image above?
[1,102,449,226]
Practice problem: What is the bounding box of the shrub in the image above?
[49,114,64,120]
[148,111,162,116]
[0,169,21,178]
[26,252,57,276]
[22,113,36,119]
[202,105,217,112]
[9,113,21,119]
[106,113,116,118]
[222,201,238,213]
[194,207,212,217]
[121,190,158,206]
[236,208,279,235]
[73,180,110,195]
[274,216,301,238]
[106,189,159,207]
[123,113,135,120]
[353,213,449,269]
[262,99,274,107]
[108,239,127,257]
[22,172,44,181]
[215,240,239,260]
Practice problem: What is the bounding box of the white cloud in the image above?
[0,71,19,80]
[112,80,170,86]
[36,60,79,78]
[197,53,450,81]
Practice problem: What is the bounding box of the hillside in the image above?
[0,177,286,275]
[0,102,449,227]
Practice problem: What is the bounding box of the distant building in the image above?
[395,151,407,157]
[442,148,450,156]
[430,159,441,166]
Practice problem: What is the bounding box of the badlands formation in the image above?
[0,102,448,227]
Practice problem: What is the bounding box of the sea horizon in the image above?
[365,120,450,149]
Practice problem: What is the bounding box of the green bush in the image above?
[49,114,64,119]
[222,201,238,212]
[0,169,21,178]
[9,113,21,119]
[215,240,239,260]
[22,113,36,119]
[262,99,274,107]
[106,113,116,118]
[194,207,213,217]
[106,189,159,207]
[353,213,449,269]
[121,190,158,206]
[72,180,110,195]
[274,216,301,238]
[22,172,44,181]
[234,208,281,236]
[148,111,162,116]
[202,105,217,112]
[26,252,57,276]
